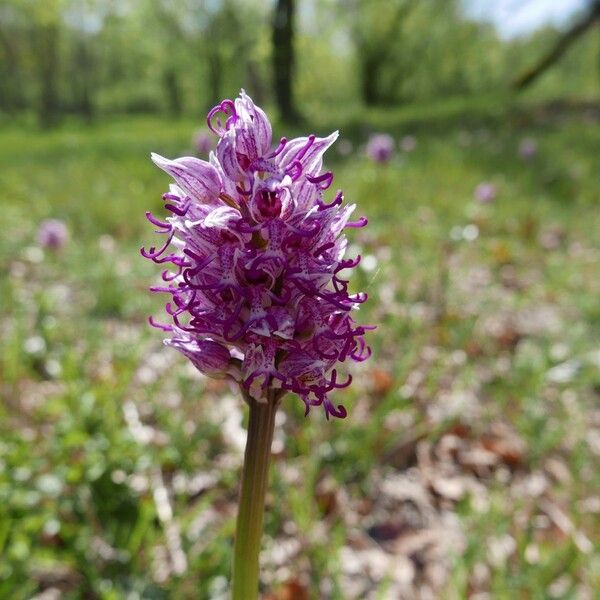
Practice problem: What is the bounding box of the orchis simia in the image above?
[142,91,372,598]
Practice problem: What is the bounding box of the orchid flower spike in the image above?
[143,90,372,419]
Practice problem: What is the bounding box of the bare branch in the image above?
[513,0,600,90]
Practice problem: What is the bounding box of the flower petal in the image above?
[151,153,221,203]
[278,131,338,176]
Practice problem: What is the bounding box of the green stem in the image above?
[232,390,278,600]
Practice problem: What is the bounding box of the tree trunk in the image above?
[360,52,382,106]
[272,0,300,122]
[0,25,25,112]
[163,68,182,117]
[355,0,417,107]
[73,37,95,122]
[36,24,61,128]
[246,60,267,106]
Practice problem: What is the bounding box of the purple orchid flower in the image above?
[519,138,537,160]
[143,90,372,419]
[366,133,395,163]
[37,219,68,250]
[474,182,497,204]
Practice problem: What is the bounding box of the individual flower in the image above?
[143,90,372,418]
[400,135,417,152]
[474,182,497,204]
[365,133,394,163]
[194,130,213,155]
[519,138,537,160]
[165,332,233,378]
[37,219,68,250]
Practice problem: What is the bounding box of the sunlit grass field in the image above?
[1,101,599,599]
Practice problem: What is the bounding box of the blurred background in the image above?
[0,0,599,598]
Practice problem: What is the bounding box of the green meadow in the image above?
[1,99,599,598]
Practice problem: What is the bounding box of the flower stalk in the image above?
[232,390,279,600]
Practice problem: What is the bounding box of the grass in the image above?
[0,99,599,599]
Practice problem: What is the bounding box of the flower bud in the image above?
[212,90,272,180]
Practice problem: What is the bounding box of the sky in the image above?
[465,0,590,38]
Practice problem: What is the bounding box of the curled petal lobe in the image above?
[324,399,348,420]
[207,99,237,135]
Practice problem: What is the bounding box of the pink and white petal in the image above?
[203,206,242,230]
[151,154,222,203]
[235,90,272,155]
[277,131,338,176]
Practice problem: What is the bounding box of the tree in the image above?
[0,6,26,112]
[349,0,417,106]
[35,20,61,127]
[272,0,300,122]
[513,0,600,90]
